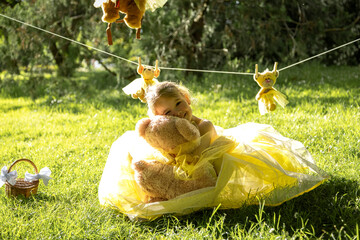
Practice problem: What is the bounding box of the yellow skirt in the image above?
[98,123,328,220]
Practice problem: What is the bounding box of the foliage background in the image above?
[0,0,359,80]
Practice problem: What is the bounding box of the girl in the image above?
[98,81,328,220]
[145,81,216,138]
[144,81,217,158]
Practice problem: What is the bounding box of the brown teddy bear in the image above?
[94,0,145,44]
[133,115,217,202]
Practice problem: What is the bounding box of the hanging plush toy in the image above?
[123,57,160,102]
[93,0,168,45]
[253,62,288,115]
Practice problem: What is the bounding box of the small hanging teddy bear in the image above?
[122,57,160,102]
[93,0,168,45]
[93,0,145,44]
[253,62,289,115]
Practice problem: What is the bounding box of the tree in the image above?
[1,0,359,79]
[0,0,22,8]
[140,0,360,75]
[1,0,102,77]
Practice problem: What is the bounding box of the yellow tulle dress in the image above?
[98,123,328,220]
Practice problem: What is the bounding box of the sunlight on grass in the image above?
[0,63,359,239]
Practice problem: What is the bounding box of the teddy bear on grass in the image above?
[133,115,217,202]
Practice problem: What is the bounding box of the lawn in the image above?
[0,63,359,239]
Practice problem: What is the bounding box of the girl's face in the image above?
[154,92,192,121]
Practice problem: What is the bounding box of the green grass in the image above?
[0,63,359,239]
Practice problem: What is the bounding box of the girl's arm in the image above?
[191,116,217,157]
[191,115,217,137]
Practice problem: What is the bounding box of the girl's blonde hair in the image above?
[145,81,191,116]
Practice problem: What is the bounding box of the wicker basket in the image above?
[5,159,39,198]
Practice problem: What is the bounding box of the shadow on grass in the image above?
[1,65,359,114]
[138,176,360,238]
[0,71,144,113]
[0,102,36,113]
[288,95,359,110]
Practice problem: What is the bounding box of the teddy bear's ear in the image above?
[154,60,160,78]
[254,64,259,81]
[136,118,151,138]
[137,57,144,74]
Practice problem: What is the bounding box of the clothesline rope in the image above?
[278,38,360,72]
[0,14,137,65]
[1,13,359,75]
